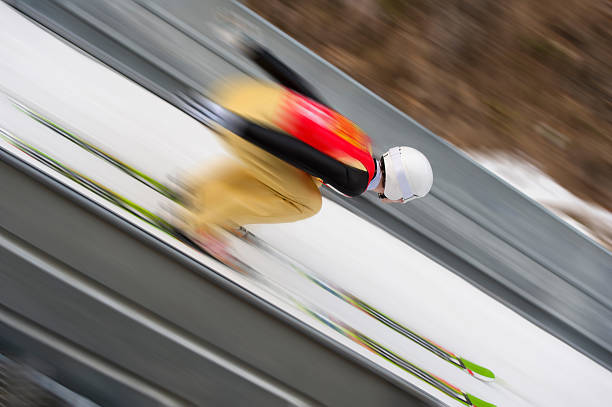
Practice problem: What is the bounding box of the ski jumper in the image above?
[182,46,377,234]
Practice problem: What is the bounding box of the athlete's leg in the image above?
[182,156,321,235]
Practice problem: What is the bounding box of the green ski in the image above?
[241,229,495,382]
[11,97,496,383]
[12,98,181,202]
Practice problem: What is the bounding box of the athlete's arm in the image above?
[241,121,369,196]
[246,43,328,106]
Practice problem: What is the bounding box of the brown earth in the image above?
[245,0,612,215]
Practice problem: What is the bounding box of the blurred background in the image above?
[246,0,612,248]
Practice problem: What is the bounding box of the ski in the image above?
[0,125,496,407]
[240,229,495,381]
[11,98,181,202]
[298,303,495,407]
[0,128,174,232]
[0,125,265,279]
[14,97,495,381]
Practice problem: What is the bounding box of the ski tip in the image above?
[467,393,497,407]
[460,357,495,381]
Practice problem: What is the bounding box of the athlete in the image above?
[174,27,433,254]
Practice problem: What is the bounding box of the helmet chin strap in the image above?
[390,148,413,197]
[382,148,414,201]
[366,159,382,191]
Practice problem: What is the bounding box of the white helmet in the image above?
[381,146,433,202]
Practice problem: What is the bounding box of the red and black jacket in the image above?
[238,45,377,197]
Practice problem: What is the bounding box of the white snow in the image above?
[469,152,612,250]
